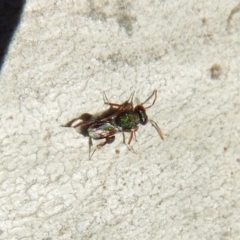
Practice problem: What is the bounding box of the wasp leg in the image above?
[124,126,139,145]
[88,137,93,160]
[61,119,94,128]
[73,120,94,128]
[61,117,83,127]
[122,132,136,153]
[61,113,93,128]
[89,136,115,160]
[141,90,158,109]
[120,126,139,154]
[103,91,135,110]
[97,135,115,147]
[103,92,122,107]
[133,131,138,142]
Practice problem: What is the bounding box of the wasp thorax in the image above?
[134,105,148,125]
[116,112,140,129]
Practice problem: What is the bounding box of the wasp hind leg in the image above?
[61,117,84,128]
[89,136,115,160]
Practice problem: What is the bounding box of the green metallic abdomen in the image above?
[116,112,140,129]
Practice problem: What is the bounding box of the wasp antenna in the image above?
[150,119,164,140]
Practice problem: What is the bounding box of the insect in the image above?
[61,92,134,159]
[62,90,164,159]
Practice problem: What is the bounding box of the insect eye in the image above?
[135,105,148,125]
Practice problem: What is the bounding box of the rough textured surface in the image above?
[0,0,240,239]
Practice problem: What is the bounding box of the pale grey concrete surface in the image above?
[0,0,240,239]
